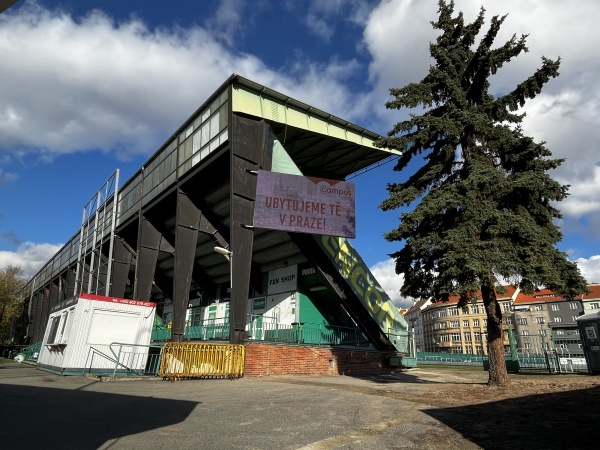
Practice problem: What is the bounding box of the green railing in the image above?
[417,351,486,366]
[246,315,369,347]
[151,316,369,347]
[13,342,42,364]
[186,322,230,340]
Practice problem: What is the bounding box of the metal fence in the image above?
[158,342,245,380]
[511,332,588,374]
[417,351,485,366]
[245,315,369,347]
[84,343,163,378]
[152,315,370,348]
[12,342,42,364]
[419,330,590,374]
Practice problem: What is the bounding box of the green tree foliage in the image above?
[0,266,26,343]
[377,1,588,385]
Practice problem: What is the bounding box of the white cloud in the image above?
[204,0,246,47]
[0,167,18,185]
[0,4,364,161]
[0,242,63,278]
[369,258,414,309]
[576,255,600,284]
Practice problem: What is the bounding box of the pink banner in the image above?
[253,170,356,238]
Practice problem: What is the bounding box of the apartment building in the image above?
[417,286,519,355]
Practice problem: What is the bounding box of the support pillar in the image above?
[134,216,162,301]
[172,189,201,341]
[229,116,273,343]
[111,237,133,298]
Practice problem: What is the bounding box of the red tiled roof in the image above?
[513,285,600,304]
[436,285,518,304]
[582,284,600,300]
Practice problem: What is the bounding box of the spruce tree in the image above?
[377,1,588,385]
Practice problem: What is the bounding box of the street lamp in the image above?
[214,245,235,342]
[213,246,233,296]
[213,246,232,261]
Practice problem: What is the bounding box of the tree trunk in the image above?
[481,283,509,386]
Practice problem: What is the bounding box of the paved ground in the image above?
[1,361,599,449]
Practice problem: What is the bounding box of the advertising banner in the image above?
[254,170,356,238]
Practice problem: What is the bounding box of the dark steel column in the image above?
[111,236,133,298]
[32,291,44,342]
[172,189,201,341]
[49,282,59,315]
[26,293,37,343]
[95,248,109,294]
[134,216,161,301]
[65,268,76,299]
[229,116,273,343]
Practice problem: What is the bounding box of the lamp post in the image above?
[213,246,232,297]
[214,246,234,342]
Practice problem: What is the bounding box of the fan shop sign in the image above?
[254,170,356,238]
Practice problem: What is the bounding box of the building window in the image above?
[536,317,545,324]
[439,309,447,317]
[534,305,543,311]
[441,334,450,342]
[522,330,530,336]
[554,316,562,323]
[524,343,532,349]
[470,305,479,314]
[505,317,513,325]
[540,330,547,337]
[449,307,459,316]
[474,332,482,341]
[451,333,461,341]
[483,319,488,326]
[502,302,511,312]
[591,303,600,310]
[569,302,578,310]
[551,304,560,311]
[473,319,480,327]
[463,320,469,327]
[464,332,472,341]
[518,318,528,325]
[450,320,459,328]
[572,316,579,322]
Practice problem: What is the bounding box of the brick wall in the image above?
[244,342,394,376]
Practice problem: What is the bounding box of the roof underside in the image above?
[231,76,399,179]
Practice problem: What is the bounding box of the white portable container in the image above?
[37,293,156,375]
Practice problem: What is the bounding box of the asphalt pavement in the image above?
[0,362,479,450]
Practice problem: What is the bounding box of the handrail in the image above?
[83,343,163,378]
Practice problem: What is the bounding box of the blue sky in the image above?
[1,0,599,308]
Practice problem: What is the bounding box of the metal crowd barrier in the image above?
[158,342,245,380]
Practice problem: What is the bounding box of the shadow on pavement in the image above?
[0,382,199,449]
[424,385,600,449]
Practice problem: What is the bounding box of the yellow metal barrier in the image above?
[159,343,245,380]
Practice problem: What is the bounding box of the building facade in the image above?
[418,287,519,355]
[14,75,409,366]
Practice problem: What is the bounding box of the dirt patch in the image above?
[266,367,600,449]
